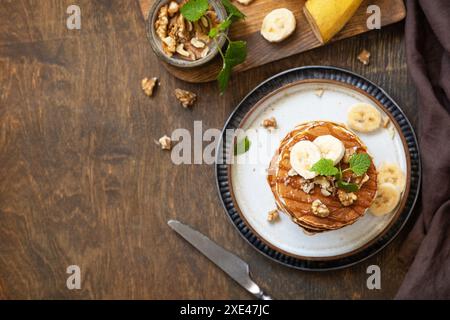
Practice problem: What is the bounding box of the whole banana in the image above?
[304,0,363,44]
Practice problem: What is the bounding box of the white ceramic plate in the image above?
[216,67,420,270]
[231,81,407,258]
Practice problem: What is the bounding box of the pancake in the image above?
[268,121,377,233]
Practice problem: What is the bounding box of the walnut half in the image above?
[311,199,329,217]
[141,77,158,97]
[267,209,279,222]
[158,135,172,150]
[262,117,277,130]
[337,190,357,207]
[175,88,197,108]
[357,49,371,65]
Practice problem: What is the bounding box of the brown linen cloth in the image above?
[396,0,450,299]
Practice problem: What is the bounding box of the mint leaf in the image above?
[217,41,247,93]
[234,136,251,155]
[224,40,247,66]
[219,17,232,31]
[337,181,359,192]
[180,0,209,22]
[209,17,232,38]
[310,159,339,176]
[208,27,219,38]
[221,0,246,20]
[349,153,371,176]
[218,62,232,93]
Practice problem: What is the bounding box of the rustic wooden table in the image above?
[0,1,418,299]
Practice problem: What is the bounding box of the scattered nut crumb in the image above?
[141,77,158,97]
[357,49,371,65]
[337,189,357,207]
[315,89,324,97]
[158,135,172,150]
[267,209,279,222]
[175,88,197,108]
[311,199,330,217]
[262,117,277,130]
[382,116,390,128]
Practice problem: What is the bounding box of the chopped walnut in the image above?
[262,117,277,130]
[300,178,315,194]
[314,176,330,189]
[343,147,357,164]
[354,174,370,187]
[314,176,335,196]
[158,135,172,150]
[175,88,197,108]
[267,209,279,222]
[167,1,179,16]
[162,36,176,55]
[357,49,371,65]
[155,5,169,40]
[191,37,206,48]
[337,190,358,207]
[311,199,329,217]
[200,16,209,28]
[141,77,158,97]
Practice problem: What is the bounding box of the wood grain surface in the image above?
[0,0,418,299]
[139,0,406,82]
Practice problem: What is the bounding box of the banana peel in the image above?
[304,0,363,44]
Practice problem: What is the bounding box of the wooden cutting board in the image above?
[139,0,406,83]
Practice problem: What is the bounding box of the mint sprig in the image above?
[217,40,247,92]
[310,159,339,176]
[221,0,246,20]
[180,0,247,93]
[310,153,371,192]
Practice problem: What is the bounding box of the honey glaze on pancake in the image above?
[268,121,377,232]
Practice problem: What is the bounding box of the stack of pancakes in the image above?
[267,121,377,233]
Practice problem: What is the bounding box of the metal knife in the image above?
[168,220,273,300]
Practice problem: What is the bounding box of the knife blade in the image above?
[168,220,272,300]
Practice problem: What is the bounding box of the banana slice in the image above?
[313,135,345,165]
[290,140,321,179]
[347,103,382,133]
[370,183,401,216]
[378,163,406,191]
[261,8,296,43]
